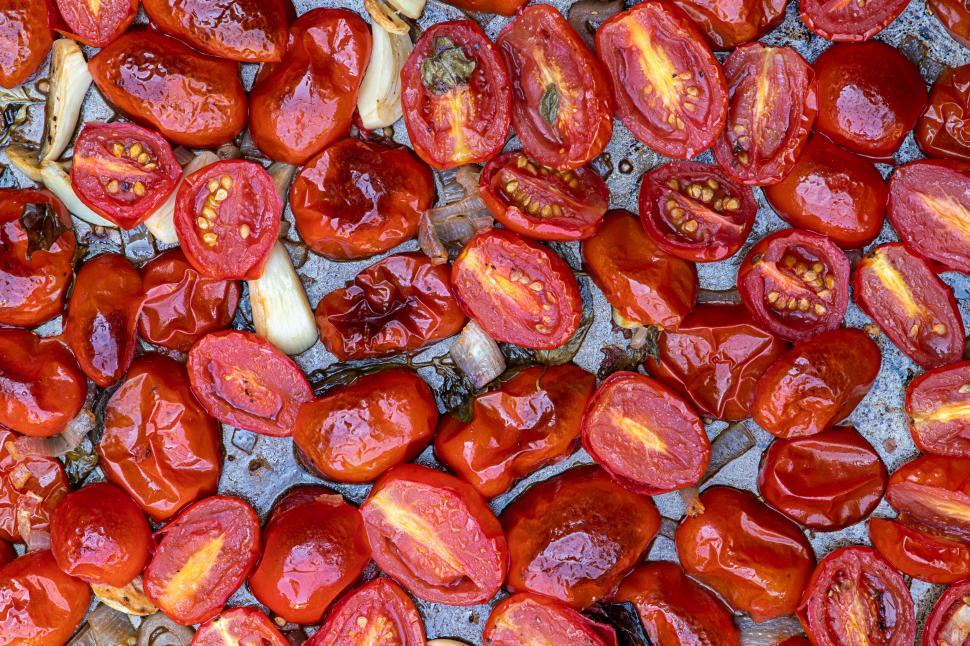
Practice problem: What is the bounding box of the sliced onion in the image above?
[702,422,756,484]
[40,161,117,228]
[419,167,492,264]
[449,320,506,389]
[249,242,319,355]
[697,288,742,305]
[92,576,158,617]
[87,604,137,645]
[658,516,678,541]
[137,613,194,646]
[678,485,704,517]
[144,150,220,244]
[8,410,94,460]
[41,38,92,163]
[267,161,297,201]
[737,615,805,645]
[6,143,44,182]
[17,492,50,551]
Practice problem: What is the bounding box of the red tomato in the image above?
[930,0,970,46]
[188,330,312,438]
[853,243,964,369]
[439,0,527,15]
[800,0,910,41]
[0,189,76,328]
[0,1,53,88]
[308,578,425,646]
[0,428,69,544]
[644,303,790,421]
[596,1,728,159]
[174,160,282,281]
[452,229,582,349]
[675,486,815,622]
[0,550,90,646]
[316,253,466,360]
[869,518,970,584]
[435,363,596,499]
[360,464,508,605]
[0,543,11,568]
[917,65,970,161]
[813,41,927,159]
[496,5,613,170]
[923,578,970,646]
[738,228,850,342]
[668,0,786,49]
[54,0,136,47]
[88,30,247,148]
[886,455,970,542]
[145,496,261,626]
[906,360,970,458]
[797,546,915,646]
[401,20,511,170]
[637,162,756,262]
[501,465,660,609]
[63,253,143,388]
[482,592,618,646]
[290,138,435,260]
[192,607,288,646]
[249,9,371,165]
[479,151,609,241]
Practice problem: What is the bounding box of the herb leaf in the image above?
[20,202,68,259]
[539,84,559,125]
[421,37,476,95]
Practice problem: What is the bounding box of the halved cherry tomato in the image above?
[906,360,970,457]
[89,30,247,148]
[145,496,261,626]
[0,1,54,88]
[675,486,815,622]
[853,243,964,368]
[886,455,970,542]
[669,0,786,49]
[0,550,91,645]
[917,65,970,161]
[193,607,288,646]
[0,428,69,544]
[930,0,970,46]
[439,0,527,15]
[483,592,618,646]
[501,465,660,609]
[596,2,728,159]
[796,546,915,646]
[869,518,970,584]
[54,0,136,47]
[738,228,850,342]
[316,253,466,360]
[800,0,910,41]
[309,578,425,646]
[923,578,970,646]
[496,5,613,170]
[188,330,313,438]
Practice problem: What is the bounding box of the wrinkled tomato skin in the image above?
[0,189,76,328]
[886,455,970,542]
[501,464,660,609]
[752,328,882,439]
[88,30,248,148]
[917,66,970,161]
[316,253,466,360]
[0,0,53,88]
[930,0,970,46]
[869,518,970,584]
[758,426,888,530]
[596,2,728,160]
[0,428,69,544]
[800,0,909,41]
[308,578,425,646]
[669,0,786,49]
[435,364,596,499]
[192,607,288,646]
[906,360,970,458]
[582,210,697,329]
[675,486,815,622]
[496,5,613,170]
[439,0,527,15]
[294,369,438,484]
[482,592,618,646]
[923,579,970,646]
[55,0,136,47]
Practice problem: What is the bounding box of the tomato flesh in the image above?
[886,455,970,542]
[482,593,618,646]
[869,517,970,584]
[0,551,90,645]
[907,360,970,458]
[309,578,426,646]
[193,607,288,646]
[800,0,910,41]
[54,0,137,47]
[917,65,970,162]
[924,579,970,646]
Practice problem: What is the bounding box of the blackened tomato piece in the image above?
[668,0,786,50]
[869,518,970,584]
[930,0,970,48]
[799,0,910,41]
[907,360,970,457]
[917,65,970,162]
[54,0,136,47]
[0,1,53,88]
[193,607,288,646]
[482,593,618,646]
[309,578,425,646]
[0,550,90,645]
[924,579,970,646]
[0,428,69,544]
[886,455,970,542]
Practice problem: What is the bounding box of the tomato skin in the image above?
[482,592,618,646]
[669,0,786,49]
[192,607,288,646]
[308,578,425,646]
[917,66,970,162]
[869,518,970,584]
[930,0,970,47]
[886,455,970,542]
[439,0,527,15]
[54,0,136,47]
[88,30,248,148]
[435,363,596,499]
[501,464,660,609]
[906,360,970,458]
[799,0,909,41]
[0,0,54,88]
[923,579,970,646]
[0,428,69,544]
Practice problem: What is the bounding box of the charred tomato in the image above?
[0,550,90,645]
[930,0,970,47]
[886,455,970,542]
[482,593,618,646]
[0,1,54,88]
[917,65,970,161]
[309,578,425,646]
[800,0,910,41]
[869,518,970,584]
[923,578,970,645]
[906,360,970,457]
[0,427,69,545]
[54,0,136,47]
[668,0,786,49]
[193,607,288,646]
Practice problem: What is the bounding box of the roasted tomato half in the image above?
[906,360,970,457]
[496,5,613,170]
[738,228,850,342]
[917,65,970,161]
[0,550,90,645]
[0,340,85,438]
[800,0,910,41]
[675,486,815,622]
[482,593,618,646]
[853,243,964,369]
[669,0,786,49]
[193,607,288,646]
[0,1,53,88]
[438,0,527,15]
[89,29,247,148]
[886,455,970,542]
[401,20,511,170]
[309,578,425,646]
[930,0,970,46]
[0,428,69,545]
[924,579,970,645]
[316,253,466,360]
[797,546,915,646]
[54,0,136,46]
[596,1,728,159]
[869,518,970,584]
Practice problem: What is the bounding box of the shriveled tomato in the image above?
[496,5,613,170]
[752,328,882,438]
[435,363,596,499]
[250,9,371,165]
[853,243,964,369]
[668,0,786,49]
[54,0,136,47]
[309,578,425,646]
[145,496,261,626]
[0,428,69,544]
[924,579,970,646]
[316,253,466,360]
[439,0,527,15]
[501,464,660,609]
[89,30,247,148]
[596,2,727,159]
[193,607,288,646]
[886,455,970,542]
[800,0,910,41]
[869,518,970,584]
[917,65,970,161]
[401,20,511,170]
[0,550,90,645]
[675,486,815,622]
[797,546,915,646]
[930,0,970,46]
[906,360,970,457]
[483,593,618,646]
[0,1,53,88]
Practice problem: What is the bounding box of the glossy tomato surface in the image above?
[886,454,970,541]
[869,517,970,584]
[0,550,90,646]
[309,578,425,646]
[800,0,910,41]
[0,428,69,544]
[930,0,970,46]
[192,607,288,646]
[0,0,53,88]
[55,0,136,46]
[439,0,527,15]
[482,592,618,646]
[923,578,970,645]
[906,360,970,457]
[670,0,785,49]
[917,65,970,161]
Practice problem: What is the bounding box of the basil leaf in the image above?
[421,37,477,95]
[539,84,560,125]
[20,201,68,259]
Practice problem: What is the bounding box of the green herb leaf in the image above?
[20,201,68,259]
[539,84,560,125]
[421,37,476,95]
[64,448,99,486]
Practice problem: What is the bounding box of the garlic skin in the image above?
[41,39,92,163]
[39,161,117,228]
[144,150,220,244]
[356,19,413,129]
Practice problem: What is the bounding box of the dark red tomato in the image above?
[906,360,970,458]
[752,328,882,439]
[0,189,76,327]
[496,5,613,170]
[480,152,609,241]
[175,160,282,281]
[675,486,815,622]
[853,243,964,369]
[249,486,370,625]
[483,593,618,646]
[0,428,69,544]
[886,455,970,542]
[439,0,527,15]
[291,138,435,260]
[668,0,786,49]
[100,354,222,522]
[869,518,970,584]
[401,21,511,170]
[917,65,970,161]
[930,0,970,47]
[501,464,660,609]
[192,607,288,646]
[145,496,261,626]
[813,41,927,159]
[797,546,915,646]
[452,229,581,349]
[644,303,790,421]
[309,578,425,646]
[54,0,136,47]
[596,1,728,160]
[294,369,438,484]
[435,363,596,499]
[249,9,371,165]
[778,639,812,646]
[758,426,888,530]
[0,1,53,88]
[188,330,312,437]
[88,30,247,148]
[738,228,850,342]
[614,561,740,646]
[0,550,90,645]
[923,578,970,646]
[316,253,466,360]
[0,542,12,568]
[800,0,910,41]
[63,253,143,388]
